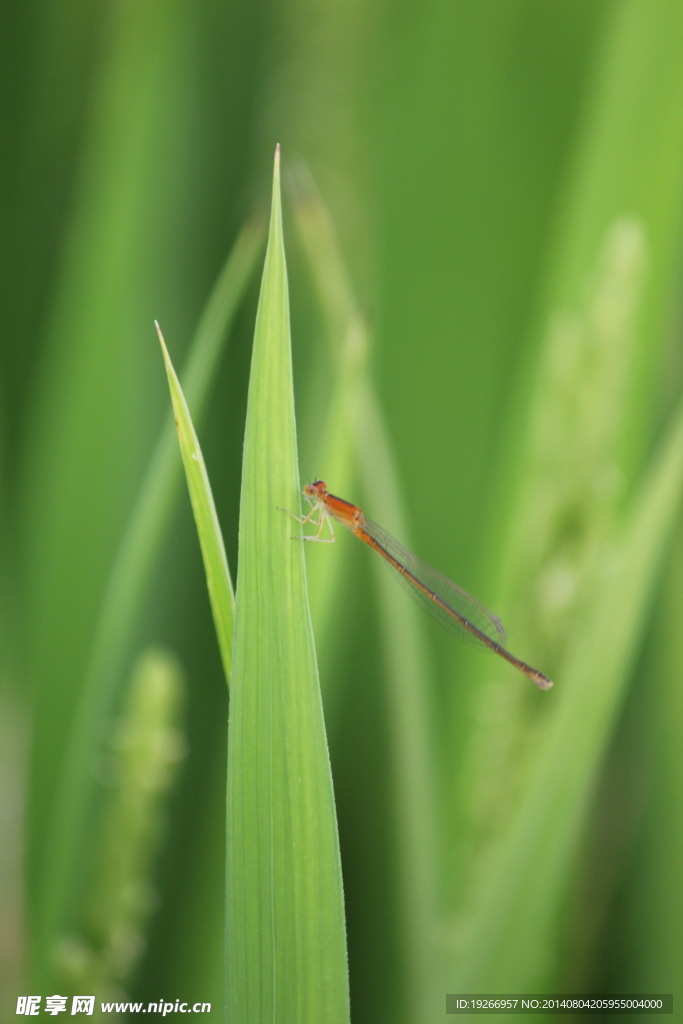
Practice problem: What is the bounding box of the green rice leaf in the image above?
[226,148,350,1024]
[157,323,235,682]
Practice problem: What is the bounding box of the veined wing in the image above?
[361,516,507,651]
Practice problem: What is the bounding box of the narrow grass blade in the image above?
[24,2,203,871]
[226,148,350,1024]
[450,0,683,945]
[33,219,262,985]
[292,171,440,1021]
[626,540,683,991]
[289,173,369,644]
[157,321,234,682]
[84,216,261,700]
[357,388,442,1020]
[454,388,683,990]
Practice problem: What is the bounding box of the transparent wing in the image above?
[362,516,507,650]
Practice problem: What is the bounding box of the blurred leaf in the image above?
[23,0,208,981]
[292,173,440,1019]
[32,219,262,987]
[57,648,185,1002]
[441,0,683,1000]
[85,216,261,699]
[289,171,369,648]
[454,385,683,990]
[625,536,683,991]
[226,149,350,1023]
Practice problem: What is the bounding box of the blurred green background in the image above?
[2,1,682,1021]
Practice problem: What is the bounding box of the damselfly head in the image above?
[304,480,328,499]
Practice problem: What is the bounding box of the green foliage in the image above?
[59,648,186,1005]
[226,151,349,1024]
[157,321,235,683]
[3,2,683,1022]
[27,221,262,993]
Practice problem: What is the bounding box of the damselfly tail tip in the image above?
[530,669,553,691]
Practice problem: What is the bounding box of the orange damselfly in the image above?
[286,480,552,690]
